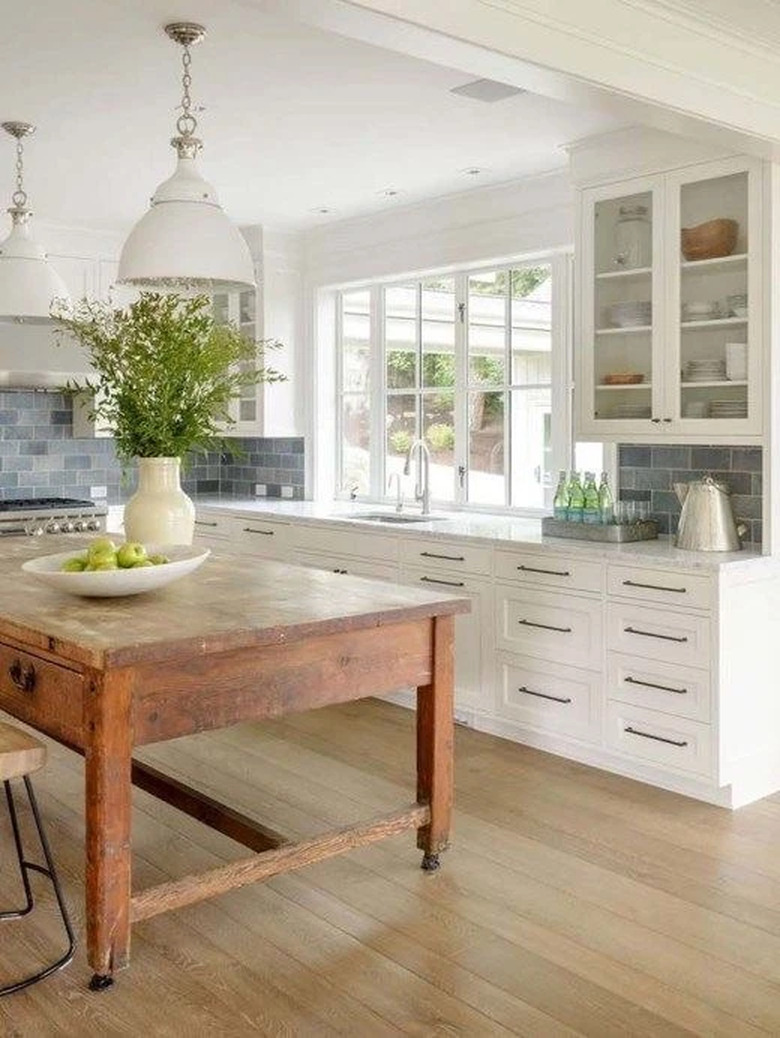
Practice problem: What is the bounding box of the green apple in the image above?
[117,542,147,569]
[148,553,170,566]
[133,560,154,568]
[61,555,88,573]
[86,537,117,567]
[86,557,119,572]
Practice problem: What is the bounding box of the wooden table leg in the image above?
[84,669,134,989]
[416,614,454,871]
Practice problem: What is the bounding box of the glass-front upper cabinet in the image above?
[577,156,763,442]
[667,158,760,434]
[213,288,263,434]
[578,176,664,435]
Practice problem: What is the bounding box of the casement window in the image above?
[336,253,602,510]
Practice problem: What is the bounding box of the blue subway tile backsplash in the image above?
[618,443,762,544]
[0,390,305,503]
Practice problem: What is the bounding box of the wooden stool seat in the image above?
[0,723,46,781]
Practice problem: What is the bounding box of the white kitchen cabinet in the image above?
[234,515,291,559]
[295,548,398,581]
[212,289,264,435]
[576,155,763,442]
[401,564,493,713]
[192,510,233,550]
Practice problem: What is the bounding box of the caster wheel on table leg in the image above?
[421,852,440,872]
[89,973,115,992]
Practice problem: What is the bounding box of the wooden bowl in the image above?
[681,218,738,261]
[602,373,644,385]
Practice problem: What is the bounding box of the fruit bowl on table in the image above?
[22,544,211,598]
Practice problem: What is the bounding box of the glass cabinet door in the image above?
[587,186,658,428]
[671,161,757,431]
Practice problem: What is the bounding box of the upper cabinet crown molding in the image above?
[565,127,735,188]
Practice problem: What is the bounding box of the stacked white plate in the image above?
[710,399,748,419]
[610,403,652,419]
[684,358,726,382]
[608,300,652,328]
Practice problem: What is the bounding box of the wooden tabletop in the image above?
[0,537,470,670]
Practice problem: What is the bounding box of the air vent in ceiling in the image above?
[449,78,526,103]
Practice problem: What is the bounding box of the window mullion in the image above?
[504,273,512,508]
[454,273,468,505]
[370,285,385,500]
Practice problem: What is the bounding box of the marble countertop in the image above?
[170,497,768,572]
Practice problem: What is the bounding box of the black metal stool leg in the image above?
[0,776,76,996]
[0,780,33,919]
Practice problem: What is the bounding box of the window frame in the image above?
[334,249,600,514]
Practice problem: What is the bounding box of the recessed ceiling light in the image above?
[450,78,526,103]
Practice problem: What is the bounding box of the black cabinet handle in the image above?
[420,576,465,588]
[625,676,687,695]
[650,417,661,424]
[420,551,465,562]
[194,519,219,527]
[518,618,572,633]
[332,568,347,574]
[518,685,572,704]
[662,418,673,423]
[9,659,36,694]
[624,725,688,748]
[243,527,274,536]
[623,579,686,594]
[517,565,571,577]
[624,626,688,643]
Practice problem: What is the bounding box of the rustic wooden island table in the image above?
[0,537,469,988]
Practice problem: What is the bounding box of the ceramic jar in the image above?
[123,457,195,546]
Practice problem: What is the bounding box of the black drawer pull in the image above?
[194,519,219,527]
[243,527,274,536]
[624,626,688,643]
[518,565,571,577]
[518,685,572,705]
[420,551,465,562]
[420,576,465,588]
[624,725,688,748]
[9,659,36,694]
[332,568,347,575]
[518,618,573,634]
[623,579,686,594]
[625,676,687,695]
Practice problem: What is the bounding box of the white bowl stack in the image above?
[709,399,748,419]
[608,300,652,328]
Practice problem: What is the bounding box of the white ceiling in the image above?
[0,0,623,233]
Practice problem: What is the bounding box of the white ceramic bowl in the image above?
[22,545,211,598]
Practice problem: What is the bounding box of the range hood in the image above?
[0,322,93,388]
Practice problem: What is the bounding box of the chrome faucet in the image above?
[388,472,404,513]
[403,439,431,516]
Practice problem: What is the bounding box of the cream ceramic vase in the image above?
[123,457,195,546]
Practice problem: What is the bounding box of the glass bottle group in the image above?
[554,470,615,524]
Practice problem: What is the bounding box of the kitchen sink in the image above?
[345,512,449,524]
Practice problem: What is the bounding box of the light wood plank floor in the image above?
[1,699,780,1036]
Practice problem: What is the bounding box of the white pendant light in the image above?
[0,122,70,323]
[118,22,255,292]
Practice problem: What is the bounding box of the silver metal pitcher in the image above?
[673,474,747,551]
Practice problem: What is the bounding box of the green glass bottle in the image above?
[598,471,614,524]
[583,472,601,524]
[566,471,584,523]
[553,470,569,519]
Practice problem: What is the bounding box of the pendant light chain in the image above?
[12,136,27,210]
[176,42,198,141]
[166,22,206,160]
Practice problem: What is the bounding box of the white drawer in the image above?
[497,587,603,669]
[607,565,712,611]
[606,702,713,778]
[497,652,601,743]
[607,602,710,669]
[233,515,291,558]
[193,511,231,541]
[495,549,603,595]
[296,549,398,582]
[292,523,399,563]
[400,537,491,576]
[607,653,711,723]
